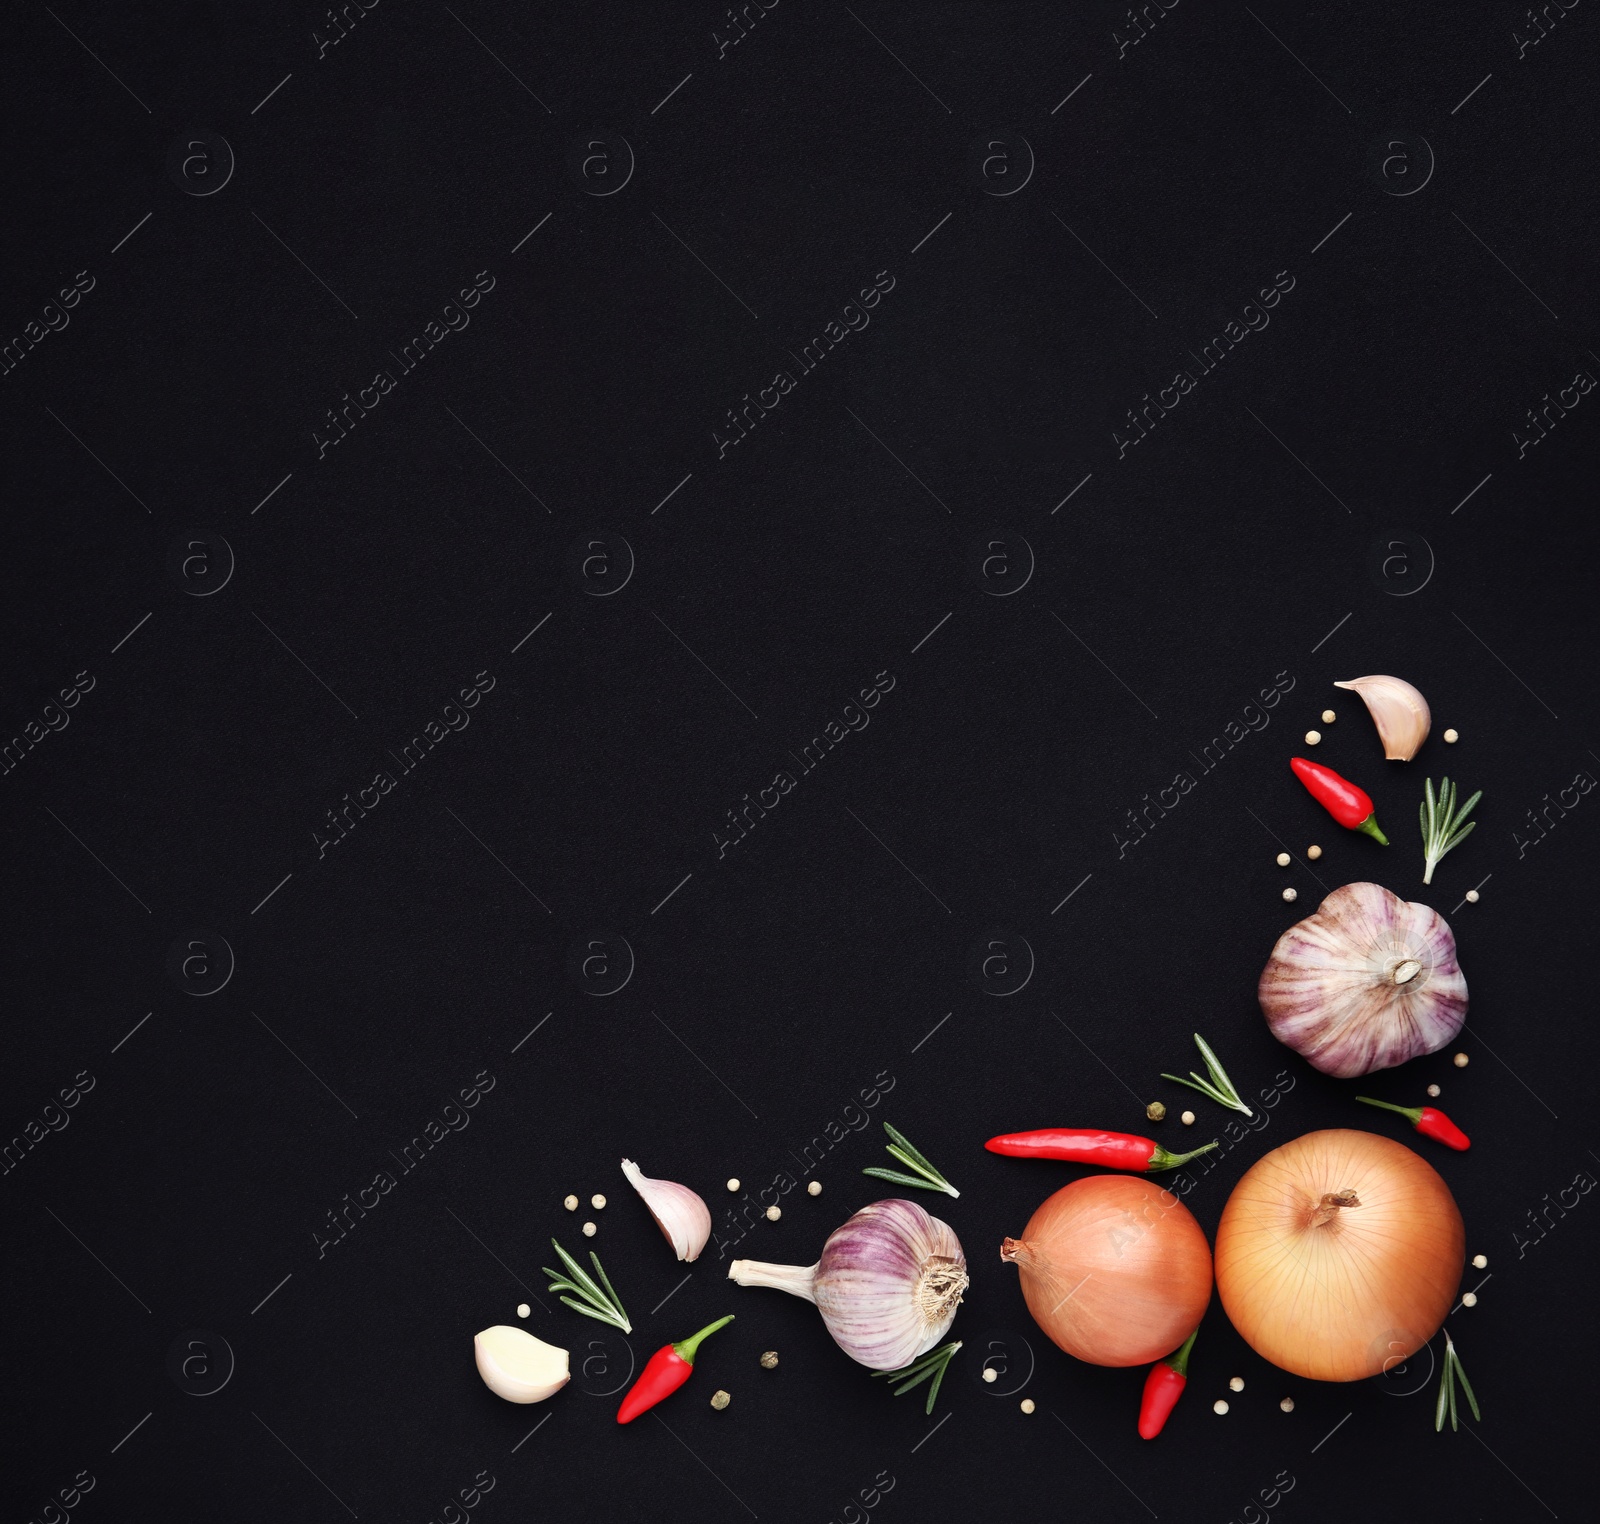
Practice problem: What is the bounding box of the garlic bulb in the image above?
[728,1198,967,1371]
[474,1326,570,1403]
[1258,882,1467,1078]
[620,1158,711,1262]
[1333,675,1431,761]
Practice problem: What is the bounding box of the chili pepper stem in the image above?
[1357,814,1389,846]
[1355,1095,1422,1124]
[1150,1141,1220,1171]
[672,1315,734,1366]
[1167,1327,1199,1378]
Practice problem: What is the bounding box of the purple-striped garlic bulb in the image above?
[1258,881,1467,1079]
[727,1199,967,1370]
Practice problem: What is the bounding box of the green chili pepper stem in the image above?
[1355,1095,1424,1125]
[1167,1328,1200,1378]
[1356,814,1390,846]
[1149,1140,1220,1171]
[673,1315,734,1366]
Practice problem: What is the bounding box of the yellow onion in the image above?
[1215,1129,1462,1382]
[1000,1176,1212,1367]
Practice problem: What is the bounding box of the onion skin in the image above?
[1258,882,1467,1078]
[1000,1176,1212,1368]
[1216,1129,1463,1382]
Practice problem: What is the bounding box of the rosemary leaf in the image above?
[883,1123,941,1179]
[874,1341,962,1415]
[862,1165,948,1193]
[550,1239,605,1304]
[1162,1034,1253,1116]
[1450,1341,1481,1422]
[588,1250,631,1332]
[866,1124,959,1196]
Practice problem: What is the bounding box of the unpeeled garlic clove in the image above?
[474,1325,569,1403]
[621,1158,712,1262]
[1333,675,1431,761]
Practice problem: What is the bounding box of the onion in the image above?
[1215,1129,1463,1382]
[1000,1176,1212,1367]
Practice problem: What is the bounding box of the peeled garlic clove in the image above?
[621,1158,712,1263]
[1258,881,1467,1078]
[1333,675,1431,761]
[474,1325,570,1403]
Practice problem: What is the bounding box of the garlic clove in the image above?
[621,1158,712,1262]
[474,1326,570,1403]
[1332,675,1431,761]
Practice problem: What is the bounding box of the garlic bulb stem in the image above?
[727,1258,820,1303]
[1333,675,1431,761]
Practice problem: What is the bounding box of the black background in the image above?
[4,3,1597,1521]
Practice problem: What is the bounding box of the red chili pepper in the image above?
[1138,1328,1198,1439]
[1289,757,1389,844]
[984,1129,1218,1172]
[616,1315,733,1424]
[1355,1096,1470,1150]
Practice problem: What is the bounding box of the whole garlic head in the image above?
[1333,675,1431,761]
[1258,882,1467,1078]
[474,1325,570,1403]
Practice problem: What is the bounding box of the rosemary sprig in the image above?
[862,1122,960,1197]
[873,1340,962,1415]
[1421,776,1481,885]
[1161,1032,1254,1117]
[1434,1330,1481,1432]
[542,1238,632,1334]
